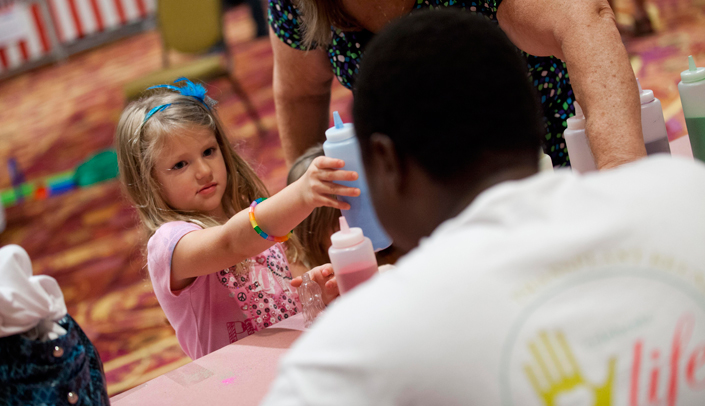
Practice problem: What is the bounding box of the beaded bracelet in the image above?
[249,198,292,243]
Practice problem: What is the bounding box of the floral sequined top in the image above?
[268,0,575,167]
[147,221,299,359]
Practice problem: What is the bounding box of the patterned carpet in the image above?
[0,0,703,396]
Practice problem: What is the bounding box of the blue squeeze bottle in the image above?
[323,112,392,252]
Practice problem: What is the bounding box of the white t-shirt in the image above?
[261,157,705,406]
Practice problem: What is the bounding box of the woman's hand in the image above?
[291,264,339,306]
[296,157,360,210]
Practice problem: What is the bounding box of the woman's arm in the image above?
[497,0,647,169]
[169,158,358,290]
[271,27,335,165]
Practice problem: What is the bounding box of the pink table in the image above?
[110,314,306,406]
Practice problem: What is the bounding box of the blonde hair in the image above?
[287,145,341,268]
[115,88,269,238]
[294,0,362,48]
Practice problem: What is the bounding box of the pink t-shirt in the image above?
[147,221,300,359]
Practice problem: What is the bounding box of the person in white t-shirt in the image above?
[262,10,705,406]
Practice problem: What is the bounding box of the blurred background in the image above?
[0,0,703,396]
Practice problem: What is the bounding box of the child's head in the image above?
[287,145,341,268]
[116,80,268,236]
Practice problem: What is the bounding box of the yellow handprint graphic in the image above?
[524,331,616,406]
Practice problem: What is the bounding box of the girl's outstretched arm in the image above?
[168,157,359,291]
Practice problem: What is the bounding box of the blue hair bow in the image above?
[142,78,216,123]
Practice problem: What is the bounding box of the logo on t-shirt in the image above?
[501,251,705,406]
[523,330,616,405]
[519,314,704,406]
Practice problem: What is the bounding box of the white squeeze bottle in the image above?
[328,217,378,295]
[323,112,392,251]
[678,55,705,162]
[638,79,671,155]
[563,101,597,173]
[539,150,553,172]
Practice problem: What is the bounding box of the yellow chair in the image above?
[123,0,264,133]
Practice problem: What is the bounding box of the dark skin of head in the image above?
[364,134,539,253]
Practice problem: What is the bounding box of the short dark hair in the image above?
[353,10,544,182]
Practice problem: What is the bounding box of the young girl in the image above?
[115,79,353,359]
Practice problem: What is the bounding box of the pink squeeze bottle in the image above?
[329,217,379,295]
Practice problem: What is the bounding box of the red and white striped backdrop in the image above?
[48,0,156,44]
[0,0,155,73]
[0,2,51,72]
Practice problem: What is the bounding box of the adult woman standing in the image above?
[269,0,646,169]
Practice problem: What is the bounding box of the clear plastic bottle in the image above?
[328,217,378,295]
[678,56,705,162]
[297,273,326,328]
[564,101,597,173]
[638,79,671,155]
[323,112,392,252]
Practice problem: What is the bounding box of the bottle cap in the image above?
[681,56,705,84]
[302,273,311,283]
[325,111,356,142]
[566,101,585,130]
[539,151,553,172]
[330,216,364,248]
[637,78,655,104]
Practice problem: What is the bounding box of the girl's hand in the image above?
[291,264,339,305]
[298,157,360,210]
